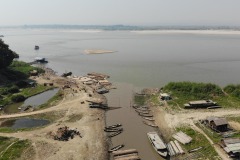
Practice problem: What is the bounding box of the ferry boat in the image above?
[147,132,168,158]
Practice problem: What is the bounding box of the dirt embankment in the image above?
[0,70,109,160]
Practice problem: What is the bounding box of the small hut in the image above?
[206,116,228,132]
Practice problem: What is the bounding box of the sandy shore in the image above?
[84,49,115,54]
[0,69,109,160]
[132,30,240,35]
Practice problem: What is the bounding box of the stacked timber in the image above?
[167,140,184,156]
[172,131,192,144]
[113,149,140,160]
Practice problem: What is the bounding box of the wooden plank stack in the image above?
[172,131,192,144]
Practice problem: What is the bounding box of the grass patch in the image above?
[163,81,240,109]
[177,125,218,159]
[0,137,15,152]
[0,139,31,160]
[195,123,221,143]
[21,84,54,98]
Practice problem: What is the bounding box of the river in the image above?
[1,28,240,159]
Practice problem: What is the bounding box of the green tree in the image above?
[0,39,19,69]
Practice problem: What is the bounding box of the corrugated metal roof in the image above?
[223,138,240,145]
[173,131,192,144]
[225,143,240,152]
[213,118,228,126]
[206,116,228,126]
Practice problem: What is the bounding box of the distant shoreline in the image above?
[131,30,240,35]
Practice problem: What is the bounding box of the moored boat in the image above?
[135,109,149,114]
[104,128,123,132]
[109,131,122,137]
[139,113,153,117]
[143,121,158,128]
[105,124,122,129]
[34,45,39,50]
[108,144,125,153]
[142,117,155,121]
[147,132,168,158]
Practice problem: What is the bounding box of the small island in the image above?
[84,49,116,54]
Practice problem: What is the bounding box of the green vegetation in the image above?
[195,122,221,143]
[0,139,31,160]
[164,82,223,99]
[9,61,44,76]
[0,39,18,69]
[224,84,240,99]
[0,84,54,107]
[163,81,240,108]
[177,126,218,159]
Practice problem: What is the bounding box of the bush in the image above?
[224,84,240,99]
[8,85,19,93]
[11,94,25,102]
[164,82,223,99]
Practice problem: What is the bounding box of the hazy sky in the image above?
[1,0,240,26]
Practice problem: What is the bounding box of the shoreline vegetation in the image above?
[0,57,109,159]
[134,82,240,159]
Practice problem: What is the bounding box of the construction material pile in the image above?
[50,126,82,141]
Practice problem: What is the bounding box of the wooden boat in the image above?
[143,121,158,128]
[132,105,139,109]
[147,132,168,157]
[142,117,155,121]
[34,45,39,50]
[139,113,153,117]
[105,124,122,129]
[135,107,150,111]
[104,128,123,132]
[135,109,149,114]
[109,131,122,137]
[108,144,124,153]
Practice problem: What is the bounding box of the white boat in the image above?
[147,132,168,157]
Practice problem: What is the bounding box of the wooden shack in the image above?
[206,116,228,132]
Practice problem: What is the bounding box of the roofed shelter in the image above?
[206,116,228,132]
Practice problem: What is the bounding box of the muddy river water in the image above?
[106,83,163,160]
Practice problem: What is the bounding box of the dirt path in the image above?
[191,124,230,160]
[153,99,240,159]
[0,75,108,160]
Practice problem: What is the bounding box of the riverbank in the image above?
[0,68,109,160]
